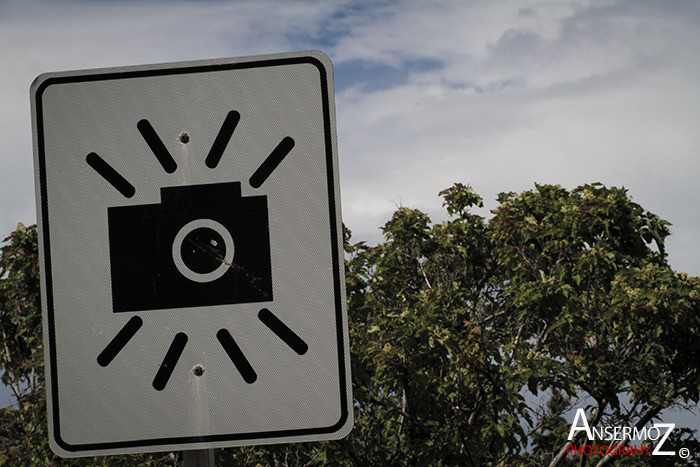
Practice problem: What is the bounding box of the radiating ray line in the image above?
[96,316,143,367]
[249,136,294,188]
[206,110,241,169]
[86,152,136,198]
[152,333,188,391]
[258,308,308,355]
[137,119,177,173]
[216,329,257,384]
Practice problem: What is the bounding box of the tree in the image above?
[1,182,698,465]
[488,184,699,466]
[338,182,699,466]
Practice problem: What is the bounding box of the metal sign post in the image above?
[31,51,352,458]
[182,449,216,467]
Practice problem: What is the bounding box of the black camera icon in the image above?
[107,181,273,312]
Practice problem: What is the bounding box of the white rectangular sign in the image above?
[31,51,352,457]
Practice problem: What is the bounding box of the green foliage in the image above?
[1,182,698,466]
[0,223,42,399]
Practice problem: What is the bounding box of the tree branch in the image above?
[595,387,689,467]
[549,401,607,467]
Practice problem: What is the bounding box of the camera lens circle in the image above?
[172,219,234,283]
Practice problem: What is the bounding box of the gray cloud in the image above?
[1,0,698,276]
[328,1,700,274]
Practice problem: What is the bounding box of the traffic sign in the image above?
[31,51,352,457]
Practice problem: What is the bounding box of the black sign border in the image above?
[34,54,349,453]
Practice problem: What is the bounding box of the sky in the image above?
[2,0,699,274]
[1,0,699,436]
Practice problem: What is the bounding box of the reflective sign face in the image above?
[31,51,352,457]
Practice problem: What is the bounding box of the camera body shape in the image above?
[108,181,272,313]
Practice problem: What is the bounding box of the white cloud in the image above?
[331,1,575,64]
[330,0,700,274]
[1,0,699,276]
